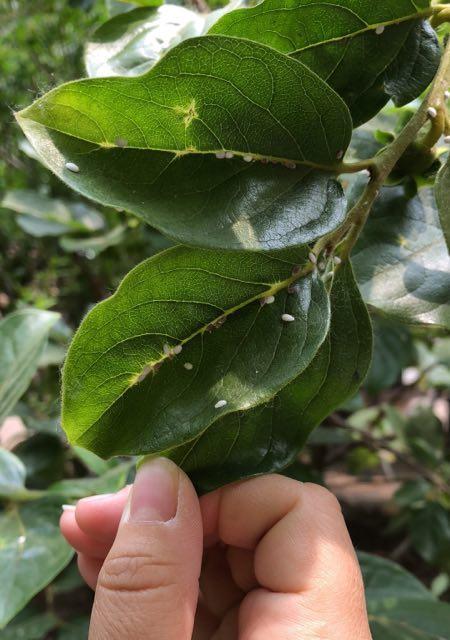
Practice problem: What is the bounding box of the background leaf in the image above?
[2,190,104,238]
[62,247,330,457]
[0,498,73,628]
[436,155,450,253]
[0,310,60,424]
[352,186,450,331]
[210,0,439,126]
[360,552,450,639]
[0,449,27,500]
[167,262,372,491]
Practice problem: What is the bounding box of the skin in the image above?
[60,458,372,639]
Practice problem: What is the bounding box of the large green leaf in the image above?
[436,155,450,254]
[13,125,348,251]
[167,262,372,491]
[210,0,439,126]
[0,498,73,628]
[85,3,246,79]
[1,190,104,238]
[0,310,60,424]
[353,186,450,331]
[361,552,450,640]
[62,247,330,458]
[18,36,351,167]
[17,35,351,251]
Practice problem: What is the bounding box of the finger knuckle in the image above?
[99,552,179,596]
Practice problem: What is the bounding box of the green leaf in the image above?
[360,552,434,603]
[436,155,450,253]
[12,125,348,251]
[59,224,127,257]
[17,35,351,250]
[1,609,58,640]
[210,0,439,126]
[365,318,413,394]
[62,246,330,458]
[116,0,163,6]
[0,449,27,500]
[86,5,208,78]
[353,186,450,331]
[167,262,372,491]
[361,552,450,640]
[2,190,104,238]
[0,310,60,424]
[0,498,74,628]
[48,461,132,499]
[19,36,351,167]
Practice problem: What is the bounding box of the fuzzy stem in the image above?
[326,37,450,261]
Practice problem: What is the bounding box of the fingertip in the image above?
[75,486,130,542]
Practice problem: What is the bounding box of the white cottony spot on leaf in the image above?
[427,107,437,119]
[184,362,193,370]
[281,313,295,322]
[243,154,253,162]
[163,343,171,356]
[215,151,226,159]
[264,295,275,305]
[334,256,342,265]
[375,25,385,35]
[215,399,227,409]
[65,162,79,173]
[225,151,234,159]
[309,252,317,265]
[173,344,182,355]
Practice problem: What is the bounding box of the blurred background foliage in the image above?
[0,0,449,637]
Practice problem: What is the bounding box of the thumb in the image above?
[89,458,203,640]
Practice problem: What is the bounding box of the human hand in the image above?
[60,458,372,639]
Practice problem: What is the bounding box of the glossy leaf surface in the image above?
[85,3,246,78]
[0,310,60,424]
[0,499,73,628]
[353,186,450,331]
[167,262,372,491]
[62,247,330,457]
[210,0,439,126]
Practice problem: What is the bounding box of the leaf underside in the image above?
[62,246,331,457]
[166,262,372,492]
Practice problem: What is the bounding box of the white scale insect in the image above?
[281,313,295,322]
[65,161,79,173]
[215,399,227,409]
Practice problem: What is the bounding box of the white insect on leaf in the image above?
[281,313,295,322]
[65,161,79,173]
[375,25,385,35]
[184,362,194,370]
[215,399,228,409]
[427,107,438,119]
